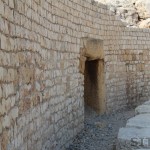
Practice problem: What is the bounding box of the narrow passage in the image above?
[68,106,134,150]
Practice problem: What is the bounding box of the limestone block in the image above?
[0,86,2,99]
[2,83,14,98]
[0,99,6,116]
[2,115,10,128]
[10,107,19,121]
[31,93,41,107]
[18,53,26,64]
[117,127,150,150]
[143,100,150,105]
[79,56,86,74]
[19,66,34,84]
[81,38,104,60]
[7,69,18,82]
[1,130,9,150]
[1,34,7,50]
[127,114,150,128]
[0,119,2,134]
[19,98,31,114]
[9,0,14,8]
[0,0,4,15]
[136,148,150,150]
[135,105,150,114]
[35,81,41,91]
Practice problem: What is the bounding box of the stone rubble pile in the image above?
[95,0,150,28]
[117,100,150,150]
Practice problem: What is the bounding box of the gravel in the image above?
[68,106,134,150]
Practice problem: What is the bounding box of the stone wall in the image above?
[0,0,150,149]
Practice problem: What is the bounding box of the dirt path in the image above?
[68,106,134,150]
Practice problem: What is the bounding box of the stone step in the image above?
[126,114,150,128]
[117,127,150,150]
[135,105,150,114]
[136,149,150,150]
[117,101,150,150]
[143,100,150,105]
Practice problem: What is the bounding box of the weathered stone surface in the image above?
[0,118,2,134]
[139,18,150,28]
[127,114,150,128]
[79,55,87,74]
[143,100,150,105]
[10,107,19,121]
[117,101,150,150]
[135,105,150,114]
[1,0,150,150]
[1,131,9,150]
[81,38,104,60]
[117,127,150,150]
[2,115,10,128]
[135,0,150,19]
[118,127,150,140]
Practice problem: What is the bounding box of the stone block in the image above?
[0,118,2,134]
[19,66,34,84]
[19,98,31,114]
[81,38,104,60]
[0,0,4,15]
[135,105,150,114]
[127,114,150,128]
[10,106,19,121]
[1,68,7,81]
[2,115,10,128]
[143,100,150,105]
[79,55,86,74]
[9,0,14,8]
[117,127,150,150]
[1,131,9,150]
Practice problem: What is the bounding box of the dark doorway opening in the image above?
[84,59,105,113]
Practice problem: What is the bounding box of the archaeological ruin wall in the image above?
[0,0,150,149]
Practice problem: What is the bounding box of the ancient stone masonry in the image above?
[0,0,150,149]
[117,100,150,150]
